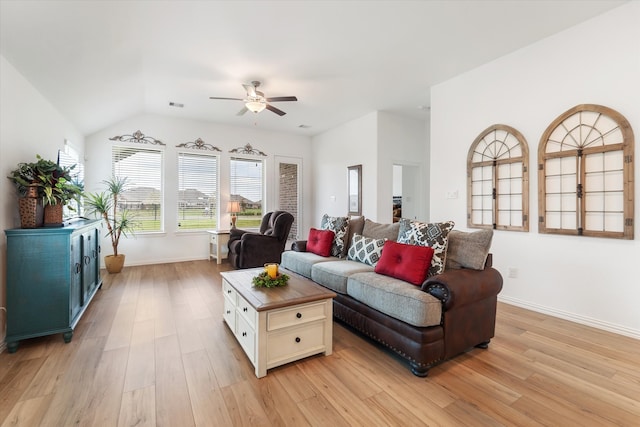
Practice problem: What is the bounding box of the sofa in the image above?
[280,215,503,376]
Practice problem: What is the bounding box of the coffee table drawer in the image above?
[267,302,327,331]
[236,314,255,364]
[237,295,256,327]
[222,279,237,302]
[223,296,236,331]
[267,322,325,364]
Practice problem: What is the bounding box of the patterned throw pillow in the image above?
[347,234,386,266]
[320,214,350,258]
[397,219,455,277]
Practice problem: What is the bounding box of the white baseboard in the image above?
[99,255,212,269]
[498,295,640,340]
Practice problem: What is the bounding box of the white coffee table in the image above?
[220,268,336,378]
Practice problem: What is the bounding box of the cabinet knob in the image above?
[295,337,301,343]
[226,310,231,314]
[227,289,232,294]
[84,256,90,265]
[243,307,248,312]
[296,312,302,319]
[242,332,247,337]
[75,263,81,274]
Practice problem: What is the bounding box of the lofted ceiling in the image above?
[0,0,627,137]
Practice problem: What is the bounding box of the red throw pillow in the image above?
[307,228,335,257]
[374,240,435,285]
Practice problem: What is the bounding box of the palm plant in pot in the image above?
[84,176,136,274]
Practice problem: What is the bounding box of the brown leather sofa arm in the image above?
[291,240,307,252]
[421,267,503,311]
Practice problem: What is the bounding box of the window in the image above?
[58,145,84,218]
[538,104,634,239]
[177,152,218,230]
[468,124,529,231]
[112,145,163,232]
[230,157,264,229]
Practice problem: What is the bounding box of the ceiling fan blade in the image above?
[236,106,248,116]
[242,83,257,98]
[266,96,298,102]
[209,96,243,101]
[266,104,286,116]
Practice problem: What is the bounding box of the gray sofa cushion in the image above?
[446,229,493,270]
[346,272,442,327]
[362,219,400,241]
[311,260,374,294]
[280,250,338,278]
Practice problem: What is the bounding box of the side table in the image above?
[207,230,230,264]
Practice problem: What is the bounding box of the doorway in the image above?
[393,163,420,221]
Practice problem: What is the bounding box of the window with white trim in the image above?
[177,152,218,230]
[230,157,264,229]
[538,104,634,239]
[112,145,163,232]
[468,124,529,231]
[58,145,84,218]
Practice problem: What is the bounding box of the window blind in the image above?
[58,146,84,218]
[112,145,163,232]
[177,152,218,230]
[230,157,264,228]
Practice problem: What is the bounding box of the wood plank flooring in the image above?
[1,260,639,426]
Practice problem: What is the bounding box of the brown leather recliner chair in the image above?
[227,211,294,269]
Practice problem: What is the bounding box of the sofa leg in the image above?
[410,362,429,377]
[475,340,490,349]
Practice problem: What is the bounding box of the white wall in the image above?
[85,113,312,267]
[431,2,640,338]
[378,111,428,222]
[311,112,378,226]
[311,111,428,230]
[0,55,85,345]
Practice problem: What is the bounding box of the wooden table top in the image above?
[220,268,337,312]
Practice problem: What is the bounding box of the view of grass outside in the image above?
[112,148,264,232]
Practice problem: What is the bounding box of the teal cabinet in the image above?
[4,219,103,352]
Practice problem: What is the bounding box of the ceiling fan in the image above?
[209,81,297,116]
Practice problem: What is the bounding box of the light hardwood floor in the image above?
[1,260,639,426]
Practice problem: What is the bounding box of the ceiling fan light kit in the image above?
[210,80,297,116]
[245,100,266,113]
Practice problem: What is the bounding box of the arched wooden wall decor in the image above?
[467,124,529,231]
[538,104,634,239]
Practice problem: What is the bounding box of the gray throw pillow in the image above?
[362,219,400,241]
[445,229,493,270]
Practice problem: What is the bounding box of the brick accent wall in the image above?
[279,163,298,239]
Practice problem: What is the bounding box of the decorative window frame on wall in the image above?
[538,104,634,240]
[467,124,530,231]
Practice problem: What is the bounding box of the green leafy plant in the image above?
[252,271,289,288]
[84,176,137,257]
[7,154,84,207]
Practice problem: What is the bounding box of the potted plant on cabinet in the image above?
[84,176,136,274]
[36,157,84,226]
[7,159,44,228]
[7,155,84,228]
